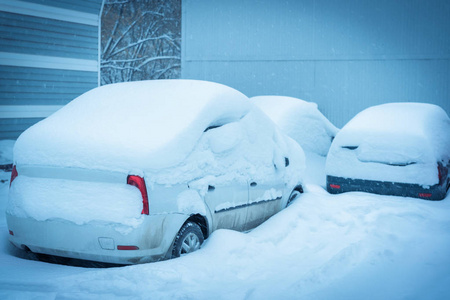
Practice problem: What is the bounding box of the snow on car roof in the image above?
[14,80,251,171]
[339,102,448,138]
[334,103,450,160]
[251,96,338,156]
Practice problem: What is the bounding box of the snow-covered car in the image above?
[251,96,338,156]
[6,80,305,264]
[326,103,450,200]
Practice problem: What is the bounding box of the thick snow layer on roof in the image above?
[251,96,338,156]
[14,80,251,171]
[326,103,450,185]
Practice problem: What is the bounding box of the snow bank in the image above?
[251,96,339,156]
[327,103,450,185]
[14,80,251,172]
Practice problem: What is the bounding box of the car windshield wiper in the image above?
[204,124,223,132]
[357,158,417,167]
[341,146,358,150]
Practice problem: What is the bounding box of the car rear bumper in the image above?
[326,175,448,200]
[6,212,188,264]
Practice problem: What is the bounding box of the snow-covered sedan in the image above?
[251,96,338,156]
[326,103,450,200]
[6,80,305,264]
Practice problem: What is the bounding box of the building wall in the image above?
[0,0,102,139]
[182,0,450,127]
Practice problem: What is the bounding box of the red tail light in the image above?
[419,193,432,198]
[10,165,18,187]
[127,175,149,215]
[329,183,341,189]
[117,245,139,250]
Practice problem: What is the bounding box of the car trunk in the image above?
[7,165,144,228]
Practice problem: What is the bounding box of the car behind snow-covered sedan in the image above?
[251,95,338,156]
[326,102,450,200]
[6,80,305,264]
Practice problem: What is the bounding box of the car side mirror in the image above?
[285,157,289,167]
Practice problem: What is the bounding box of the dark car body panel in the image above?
[327,173,449,201]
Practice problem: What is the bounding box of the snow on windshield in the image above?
[251,96,338,156]
[326,103,450,185]
[14,80,251,171]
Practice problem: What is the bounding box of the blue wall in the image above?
[0,11,98,60]
[182,0,450,127]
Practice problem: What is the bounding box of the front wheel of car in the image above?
[286,187,303,207]
[172,221,204,258]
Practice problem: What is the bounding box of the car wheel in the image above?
[286,188,303,207]
[172,221,204,258]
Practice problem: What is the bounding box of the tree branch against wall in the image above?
[101,0,181,85]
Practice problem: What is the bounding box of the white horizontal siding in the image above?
[0,52,98,72]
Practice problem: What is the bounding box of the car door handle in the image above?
[250,182,257,187]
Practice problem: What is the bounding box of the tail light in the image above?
[438,164,443,183]
[127,175,149,215]
[10,165,18,187]
[117,245,139,250]
[329,183,341,189]
[419,193,432,198]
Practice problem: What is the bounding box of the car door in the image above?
[245,156,290,231]
[204,183,249,232]
[245,178,285,231]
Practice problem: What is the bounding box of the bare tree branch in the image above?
[136,56,180,69]
[101,0,181,85]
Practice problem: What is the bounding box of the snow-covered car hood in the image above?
[14,80,251,171]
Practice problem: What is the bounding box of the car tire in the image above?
[172,221,204,258]
[286,187,303,207]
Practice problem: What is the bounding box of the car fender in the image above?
[280,183,304,208]
[161,190,213,260]
[175,188,213,236]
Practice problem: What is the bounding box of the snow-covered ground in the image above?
[1,141,450,299]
